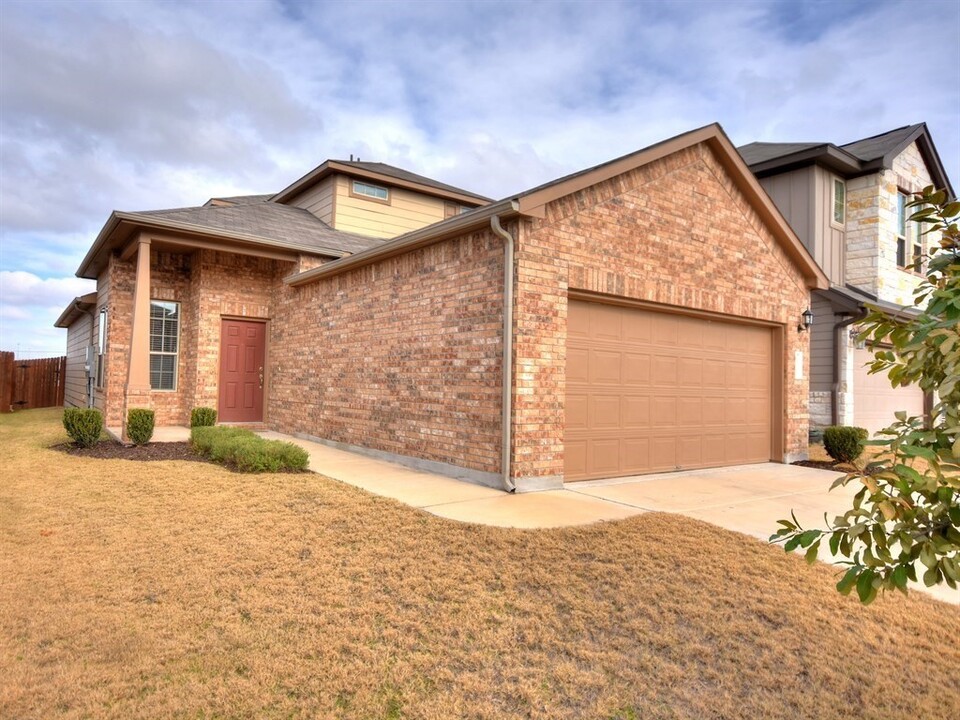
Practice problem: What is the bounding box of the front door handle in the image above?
[258,366,264,389]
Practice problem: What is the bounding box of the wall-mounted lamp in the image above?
[850,327,866,350]
[798,308,814,333]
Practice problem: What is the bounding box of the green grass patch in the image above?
[190,426,309,473]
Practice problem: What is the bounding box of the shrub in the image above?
[62,408,103,448]
[190,426,309,473]
[126,408,155,446]
[190,407,217,428]
[822,425,868,464]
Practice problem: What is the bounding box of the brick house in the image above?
[739,124,954,436]
[58,124,827,491]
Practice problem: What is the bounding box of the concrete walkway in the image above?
[260,430,958,605]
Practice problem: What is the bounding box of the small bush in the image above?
[62,408,103,448]
[190,407,217,428]
[822,425,868,464]
[191,426,309,473]
[126,408,155,446]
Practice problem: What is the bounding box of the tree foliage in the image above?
[771,186,960,604]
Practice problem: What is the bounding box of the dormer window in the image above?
[351,180,389,202]
[831,178,845,226]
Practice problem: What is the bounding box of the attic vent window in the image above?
[352,181,389,201]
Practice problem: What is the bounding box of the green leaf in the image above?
[837,567,859,595]
[805,540,821,565]
[856,569,877,603]
[891,565,909,592]
[923,567,941,587]
[829,532,842,557]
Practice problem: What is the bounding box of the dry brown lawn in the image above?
[2,409,958,720]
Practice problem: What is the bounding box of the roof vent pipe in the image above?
[490,214,516,493]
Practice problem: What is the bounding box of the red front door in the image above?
[218,319,266,423]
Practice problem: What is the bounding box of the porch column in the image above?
[123,238,151,438]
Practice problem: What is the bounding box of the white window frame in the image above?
[96,307,107,389]
[149,300,180,392]
[831,177,846,227]
[351,180,389,202]
[895,190,909,269]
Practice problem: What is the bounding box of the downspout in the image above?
[78,300,97,409]
[490,215,516,492]
[832,307,868,426]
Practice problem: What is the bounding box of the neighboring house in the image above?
[57,124,827,491]
[739,124,954,436]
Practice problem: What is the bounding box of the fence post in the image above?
[0,352,12,413]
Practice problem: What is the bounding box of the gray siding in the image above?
[810,294,835,392]
[64,313,92,408]
[812,166,845,285]
[759,166,815,255]
[758,166,845,286]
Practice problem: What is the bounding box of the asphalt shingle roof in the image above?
[333,160,492,202]
[130,201,386,255]
[839,124,924,162]
[736,142,824,165]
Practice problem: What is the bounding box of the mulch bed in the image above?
[54,441,212,464]
[792,459,848,471]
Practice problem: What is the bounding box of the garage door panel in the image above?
[651,437,677,470]
[622,396,650,428]
[592,350,622,384]
[678,436,702,466]
[567,348,590,383]
[565,299,774,481]
[622,438,650,472]
[590,439,621,475]
[652,396,677,425]
[679,357,702,385]
[853,346,925,437]
[566,394,588,429]
[653,355,678,385]
[622,353,651,385]
[591,395,621,428]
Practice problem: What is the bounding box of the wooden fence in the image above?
[0,353,67,412]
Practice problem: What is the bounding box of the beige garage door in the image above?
[565,300,774,482]
[853,346,925,437]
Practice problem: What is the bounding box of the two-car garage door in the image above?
[565,299,775,482]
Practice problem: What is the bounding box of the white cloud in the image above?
[0,0,957,356]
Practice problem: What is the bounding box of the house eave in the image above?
[271,161,492,207]
[76,211,343,280]
[286,200,520,286]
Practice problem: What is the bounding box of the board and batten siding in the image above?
[331,176,450,238]
[63,313,93,408]
[758,165,844,286]
[809,293,835,393]
[812,166,845,285]
[287,176,334,225]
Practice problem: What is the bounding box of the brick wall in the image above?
[99,242,287,428]
[511,142,813,482]
[267,230,504,476]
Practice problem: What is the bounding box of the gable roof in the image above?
[288,123,829,290]
[271,159,492,206]
[76,201,386,280]
[739,123,954,197]
[54,292,98,328]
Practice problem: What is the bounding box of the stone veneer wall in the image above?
[509,142,813,484]
[845,141,932,305]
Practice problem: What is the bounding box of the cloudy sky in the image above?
[1,0,958,355]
